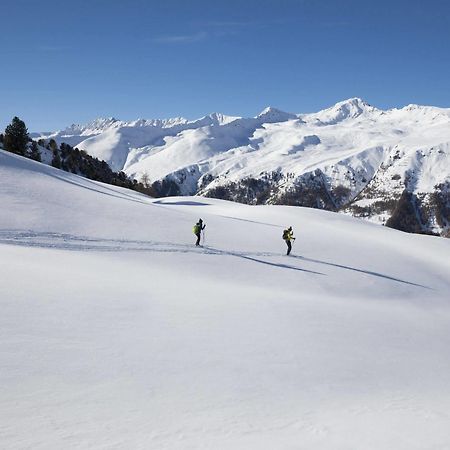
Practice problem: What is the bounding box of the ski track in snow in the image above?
[0,230,430,288]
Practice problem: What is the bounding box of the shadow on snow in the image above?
[0,230,430,288]
[289,255,430,289]
[153,200,210,206]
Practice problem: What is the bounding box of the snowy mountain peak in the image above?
[205,112,241,125]
[333,97,375,113]
[125,117,190,128]
[257,106,298,123]
[194,112,241,127]
[336,97,370,108]
[308,97,378,125]
[62,117,121,135]
[398,103,450,121]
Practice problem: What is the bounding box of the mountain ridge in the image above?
[32,98,450,236]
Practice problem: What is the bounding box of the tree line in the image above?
[0,116,156,196]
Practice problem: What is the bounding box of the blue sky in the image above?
[1,0,450,130]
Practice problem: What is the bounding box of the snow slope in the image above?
[1,150,450,449]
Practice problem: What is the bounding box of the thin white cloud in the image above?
[200,18,293,28]
[151,18,292,45]
[152,31,208,44]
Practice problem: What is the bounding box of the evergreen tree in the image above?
[51,148,62,168]
[29,141,42,162]
[48,138,58,152]
[3,116,29,155]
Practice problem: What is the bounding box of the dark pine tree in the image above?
[3,116,29,156]
[29,141,42,162]
[48,138,58,152]
[51,148,62,168]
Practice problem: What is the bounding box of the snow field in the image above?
[1,150,450,449]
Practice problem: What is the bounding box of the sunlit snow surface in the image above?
[1,150,450,449]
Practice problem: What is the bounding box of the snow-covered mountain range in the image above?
[33,98,450,236]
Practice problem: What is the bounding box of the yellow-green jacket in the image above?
[283,229,294,241]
